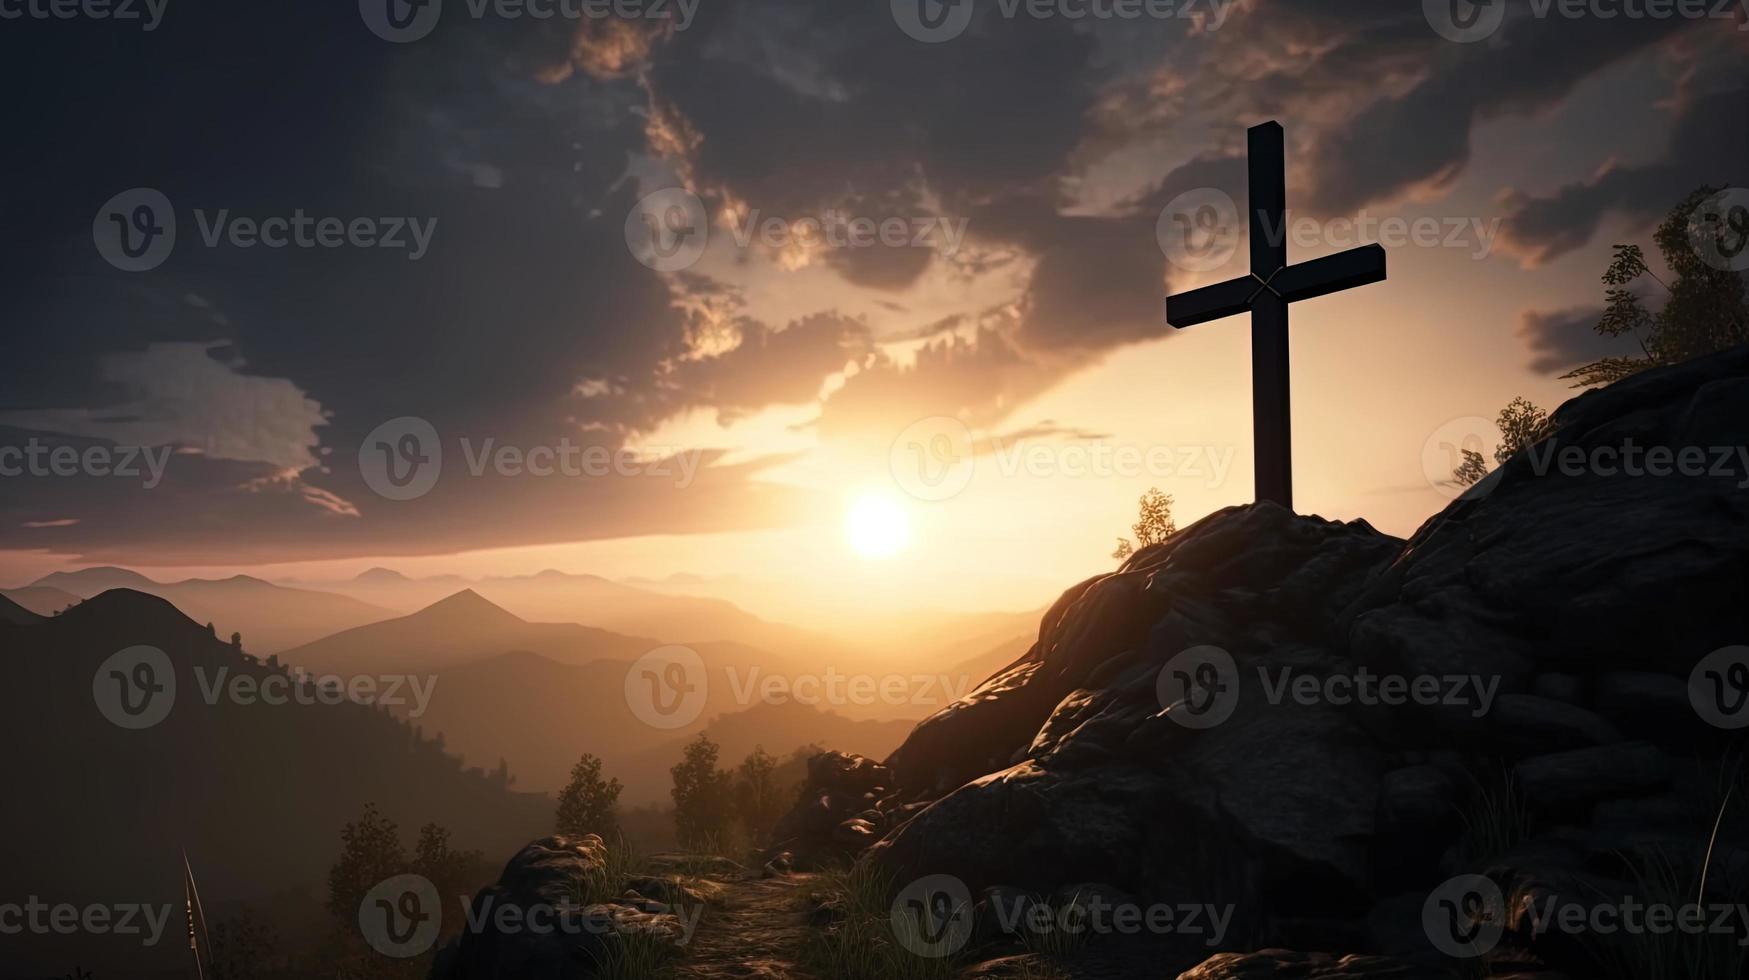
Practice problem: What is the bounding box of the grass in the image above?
[1450,763,1533,868]
[1578,833,1749,980]
[587,928,686,980]
[569,832,645,907]
[798,862,963,980]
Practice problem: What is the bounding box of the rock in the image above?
[1512,742,1670,812]
[760,851,793,878]
[1377,765,1456,833]
[752,346,1749,973]
[622,874,716,907]
[1532,673,1585,704]
[1489,694,1621,753]
[1592,671,1696,740]
[831,817,878,845]
[764,751,897,867]
[1177,949,1457,978]
[429,834,687,980]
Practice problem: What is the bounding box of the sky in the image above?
[1,0,1745,627]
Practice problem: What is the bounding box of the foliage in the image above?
[670,734,736,851]
[1492,396,1555,466]
[556,752,624,839]
[325,803,407,924]
[1453,449,1489,487]
[1563,186,1749,388]
[412,822,484,928]
[732,745,787,846]
[208,906,283,980]
[1452,397,1555,487]
[799,863,961,980]
[1111,487,1176,560]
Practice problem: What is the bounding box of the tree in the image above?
[208,906,281,980]
[732,745,786,845]
[555,753,623,839]
[230,631,243,652]
[1563,186,1749,388]
[1452,396,1556,487]
[325,803,406,924]
[1453,449,1489,488]
[412,823,482,939]
[1111,487,1176,559]
[1493,397,1553,465]
[670,734,734,852]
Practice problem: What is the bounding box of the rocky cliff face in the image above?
[780,344,1749,976]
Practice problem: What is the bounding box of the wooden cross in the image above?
[1165,121,1386,511]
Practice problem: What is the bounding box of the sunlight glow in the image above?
[845,492,911,559]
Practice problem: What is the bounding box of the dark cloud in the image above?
[1516,305,1640,374]
[1497,75,1749,266]
[2,0,1741,565]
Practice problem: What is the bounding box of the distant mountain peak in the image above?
[355,567,409,582]
[416,588,524,625]
[32,566,159,593]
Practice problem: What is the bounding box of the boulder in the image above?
[429,835,688,980]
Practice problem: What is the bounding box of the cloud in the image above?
[1496,73,1749,267]
[1516,305,1641,374]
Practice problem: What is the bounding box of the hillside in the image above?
[293,567,853,661]
[0,589,551,975]
[1,584,83,616]
[21,567,397,653]
[277,588,661,674]
[770,343,1749,978]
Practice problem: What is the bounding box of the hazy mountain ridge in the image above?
[0,588,551,974]
[19,566,398,653]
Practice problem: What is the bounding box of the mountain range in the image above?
[7,566,395,654]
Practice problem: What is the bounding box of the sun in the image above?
[844,491,912,559]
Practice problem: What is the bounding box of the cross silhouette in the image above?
[1165,121,1387,511]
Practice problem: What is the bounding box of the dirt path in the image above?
[674,872,820,980]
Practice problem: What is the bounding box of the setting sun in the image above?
[844,492,912,559]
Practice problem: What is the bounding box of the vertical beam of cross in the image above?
[1247,123,1292,509]
[1164,120,1387,513]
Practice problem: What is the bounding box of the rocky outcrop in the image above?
[774,345,1749,976]
[430,835,690,980]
